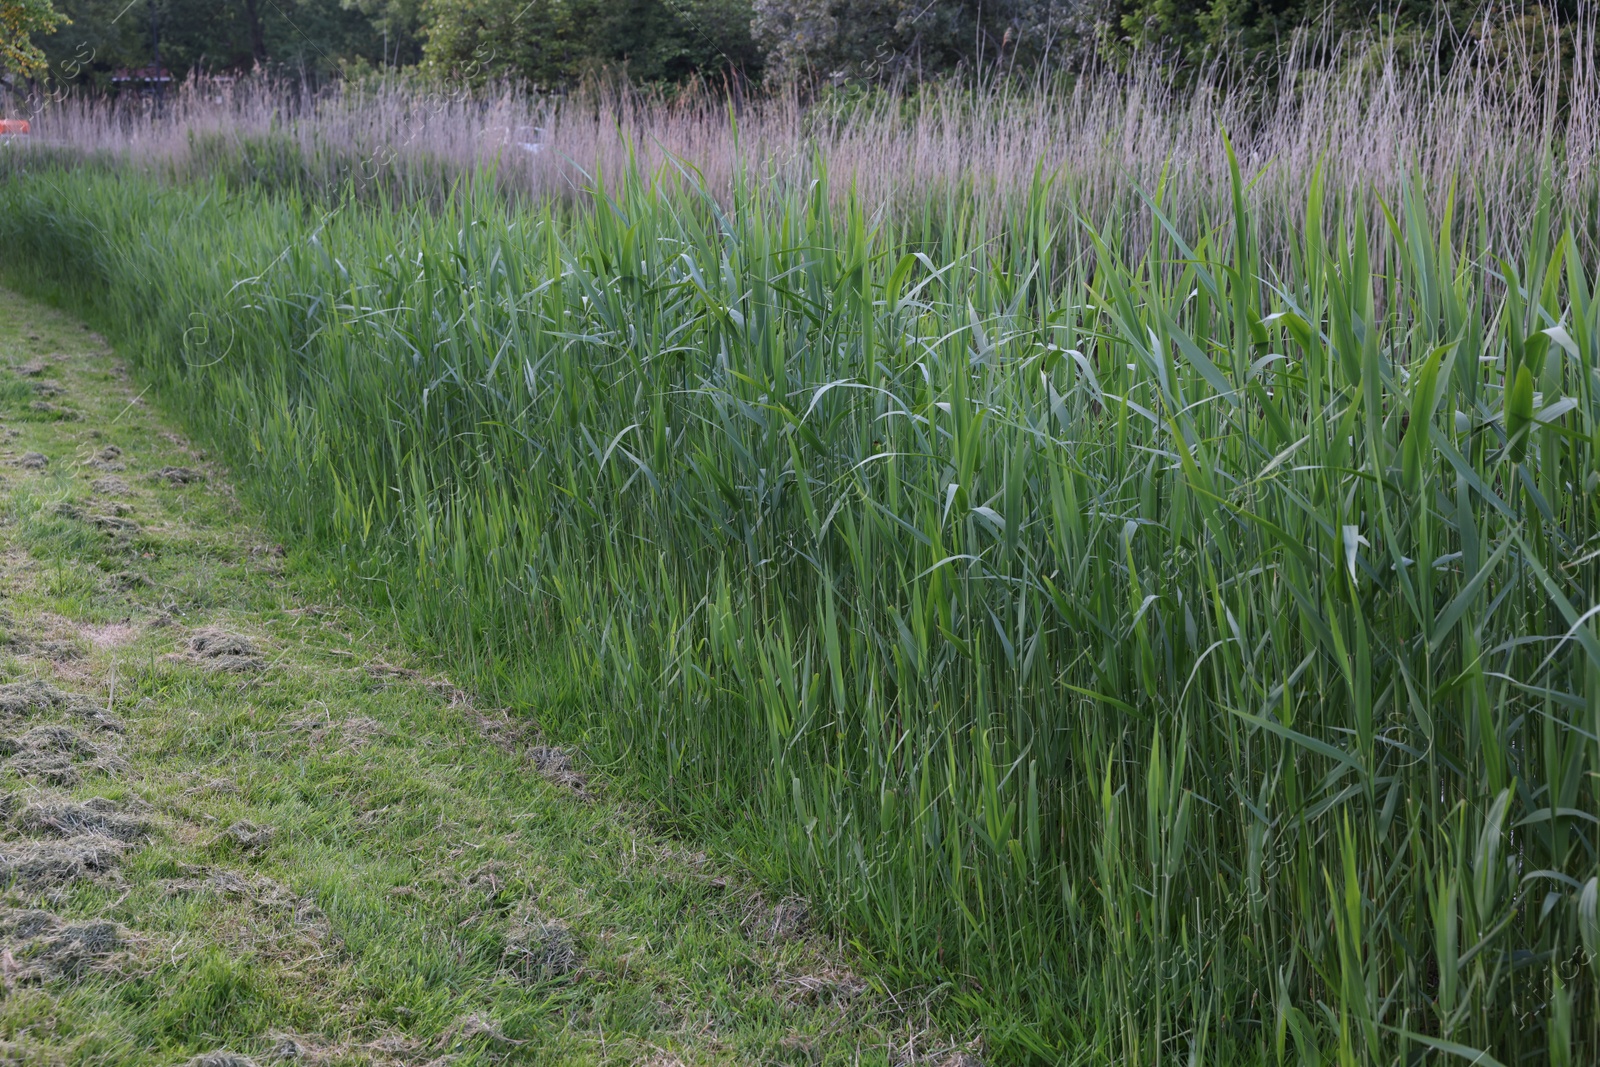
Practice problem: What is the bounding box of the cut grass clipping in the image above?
[3,135,1599,1062]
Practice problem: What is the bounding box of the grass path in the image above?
[0,288,960,1067]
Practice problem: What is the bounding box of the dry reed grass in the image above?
[4,16,1597,239]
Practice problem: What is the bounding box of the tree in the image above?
[1098,0,1576,78]
[244,0,266,64]
[36,0,407,86]
[749,0,1591,87]
[752,0,991,81]
[1,0,67,79]
[751,0,1102,83]
[342,0,426,66]
[420,0,578,84]
[419,0,759,86]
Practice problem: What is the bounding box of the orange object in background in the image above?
[0,120,31,135]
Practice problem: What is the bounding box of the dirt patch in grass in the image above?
[0,906,122,982]
[89,475,130,495]
[0,834,125,890]
[17,452,47,470]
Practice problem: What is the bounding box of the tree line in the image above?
[6,0,1591,90]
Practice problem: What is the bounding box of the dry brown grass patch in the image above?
[501,908,578,984]
[0,906,122,982]
[219,820,275,854]
[13,796,148,842]
[183,1051,259,1067]
[529,745,590,797]
[152,466,205,485]
[185,628,266,672]
[0,679,122,732]
[0,834,125,890]
[1,723,126,785]
[160,869,333,942]
[741,895,810,943]
[81,623,137,650]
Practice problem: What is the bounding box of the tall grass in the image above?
[3,21,1600,1063]
[9,11,1600,237]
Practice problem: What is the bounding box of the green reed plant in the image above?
[2,149,1597,1064]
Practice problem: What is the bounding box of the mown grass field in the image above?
[3,67,1600,1063]
[0,286,935,1066]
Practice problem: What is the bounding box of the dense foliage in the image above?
[418,0,762,86]
[18,0,1591,88]
[34,0,412,85]
[0,0,66,80]
[28,0,756,85]
[1105,0,1586,76]
[3,134,1599,1060]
